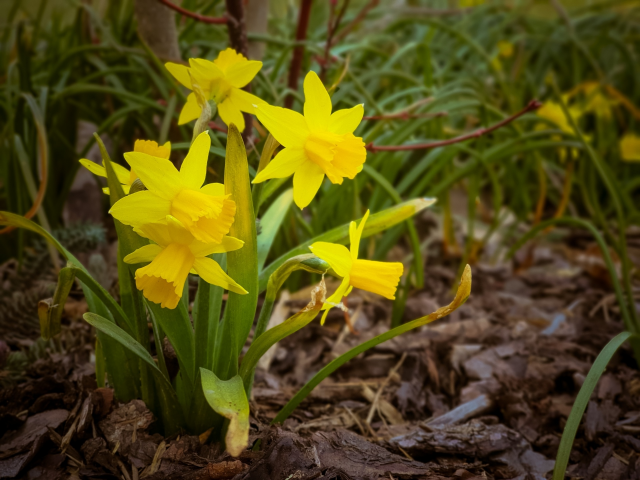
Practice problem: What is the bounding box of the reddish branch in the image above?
[320,0,350,81]
[156,0,227,24]
[285,0,314,109]
[332,0,379,45]
[363,111,448,121]
[366,100,542,153]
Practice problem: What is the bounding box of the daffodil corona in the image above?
[80,140,171,194]
[252,71,367,209]
[309,210,403,323]
[110,132,235,244]
[125,216,247,309]
[166,49,264,131]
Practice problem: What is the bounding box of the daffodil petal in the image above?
[134,222,172,247]
[304,71,332,131]
[165,62,192,89]
[253,147,307,183]
[123,152,183,199]
[111,161,133,184]
[225,60,262,88]
[328,104,364,135]
[79,159,107,178]
[193,257,248,294]
[255,103,309,148]
[123,244,163,264]
[179,93,201,125]
[191,236,244,257]
[349,210,370,259]
[214,48,245,71]
[109,191,171,228]
[166,215,195,245]
[293,160,324,209]
[180,131,211,189]
[218,99,246,131]
[200,182,226,196]
[325,275,351,306]
[350,259,403,300]
[228,88,264,114]
[189,58,224,81]
[308,242,352,277]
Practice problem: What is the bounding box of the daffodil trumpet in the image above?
[309,210,403,324]
[125,215,247,309]
[252,71,367,209]
[80,139,171,195]
[110,131,236,244]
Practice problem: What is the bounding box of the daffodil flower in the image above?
[80,140,171,195]
[309,210,403,324]
[110,132,235,244]
[165,48,264,131]
[620,132,640,162]
[252,71,367,209]
[124,216,247,309]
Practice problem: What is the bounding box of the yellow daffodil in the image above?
[80,140,171,194]
[124,216,247,309]
[309,210,403,324]
[252,71,367,209]
[165,48,264,131]
[536,101,582,135]
[497,40,514,58]
[620,133,640,162]
[110,132,235,244]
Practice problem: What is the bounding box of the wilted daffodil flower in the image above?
[125,216,247,309]
[80,140,171,194]
[309,210,403,324]
[252,71,366,209]
[165,48,264,131]
[110,132,235,244]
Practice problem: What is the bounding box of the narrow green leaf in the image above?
[224,124,259,356]
[257,188,293,271]
[553,332,634,480]
[273,265,472,424]
[84,312,185,435]
[200,369,250,457]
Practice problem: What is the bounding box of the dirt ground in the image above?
[1,216,639,480]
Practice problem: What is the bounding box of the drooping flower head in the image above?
[124,216,247,309]
[80,140,171,194]
[309,210,403,324]
[252,71,367,209]
[110,132,235,244]
[165,48,264,131]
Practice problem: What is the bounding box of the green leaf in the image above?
[200,369,250,457]
[259,197,436,292]
[38,267,75,340]
[553,331,634,480]
[273,265,472,424]
[257,188,293,271]
[84,312,185,435]
[224,124,259,357]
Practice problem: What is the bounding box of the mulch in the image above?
[1,232,639,479]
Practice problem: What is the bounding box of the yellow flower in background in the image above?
[580,82,618,120]
[80,140,171,194]
[536,101,582,134]
[497,40,514,58]
[620,133,640,162]
[165,48,264,131]
[252,71,367,209]
[110,132,235,244]
[309,210,403,324]
[124,216,247,309]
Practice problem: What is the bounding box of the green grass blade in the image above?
[552,331,634,480]
[257,188,293,271]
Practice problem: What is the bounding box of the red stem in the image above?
[366,100,542,153]
[363,111,448,121]
[285,0,314,109]
[156,0,227,24]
